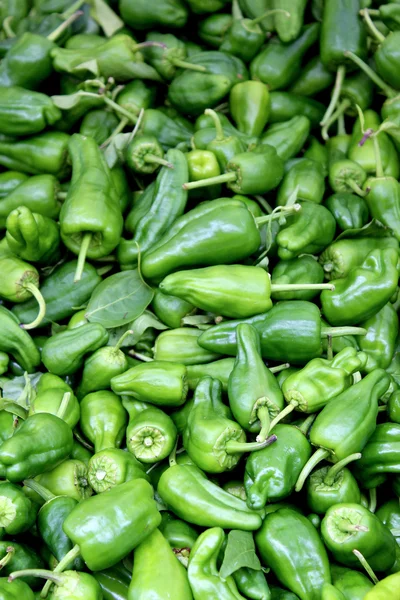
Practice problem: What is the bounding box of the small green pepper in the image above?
[80,391,127,454]
[88,448,149,494]
[0,86,61,137]
[352,423,400,489]
[260,115,310,161]
[277,158,325,206]
[119,0,188,29]
[0,482,37,536]
[0,306,40,373]
[358,303,399,372]
[325,192,369,231]
[125,134,173,175]
[126,405,177,464]
[10,568,103,599]
[271,256,325,302]
[154,328,221,365]
[306,456,362,515]
[6,206,60,265]
[79,109,119,146]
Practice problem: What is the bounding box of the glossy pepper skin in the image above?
[128,528,192,600]
[158,461,262,531]
[188,527,244,600]
[290,56,334,97]
[80,109,119,146]
[319,237,398,281]
[0,87,61,137]
[126,405,177,464]
[228,324,284,439]
[60,134,123,261]
[321,248,399,326]
[29,374,79,429]
[0,542,43,589]
[364,177,400,241]
[80,391,127,454]
[141,198,261,282]
[88,448,149,494]
[160,265,274,319]
[364,572,400,599]
[119,0,188,29]
[0,482,36,536]
[111,361,188,407]
[94,564,131,600]
[151,289,195,329]
[309,369,390,464]
[281,347,367,415]
[0,132,70,179]
[325,192,369,231]
[77,339,129,400]
[42,323,109,376]
[321,503,397,571]
[12,260,101,328]
[330,564,373,599]
[6,206,60,265]
[250,24,320,90]
[268,92,325,127]
[245,425,311,510]
[0,413,73,482]
[0,577,34,599]
[306,462,361,515]
[358,303,399,372]
[0,171,28,198]
[352,423,400,488]
[229,81,270,137]
[0,306,40,373]
[0,174,61,230]
[168,51,248,116]
[31,459,92,503]
[118,148,188,270]
[260,115,310,161]
[271,256,325,302]
[0,33,54,90]
[154,328,221,365]
[255,508,331,600]
[277,158,325,206]
[276,201,336,260]
[63,479,161,571]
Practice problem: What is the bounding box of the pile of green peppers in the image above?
[2,0,400,599]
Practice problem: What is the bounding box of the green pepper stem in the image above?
[271,283,335,293]
[23,479,55,503]
[372,135,384,178]
[101,118,129,149]
[182,171,236,190]
[172,58,207,72]
[270,363,290,374]
[361,8,385,43]
[352,550,379,585]
[73,430,94,451]
[337,520,369,534]
[144,154,174,169]
[343,51,397,98]
[10,569,64,586]
[40,544,81,599]
[321,326,367,338]
[57,191,68,201]
[320,65,346,127]
[204,109,225,141]
[254,195,273,214]
[297,414,317,436]
[114,329,134,352]
[295,448,331,492]
[74,233,92,283]
[249,8,291,26]
[128,351,153,362]
[2,16,16,38]
[268,403,295,433]
[323,453,362,486]
[57,392,71,421]
[369,487,377,513]
[255,203,301,225]
[337,112,346,136]
[322,99,351,141]
[20,283,46,330]
[232,0,243,20]
[225,433,277,455]
[47,10,83,42]
[0,546,14,569]
[326,335,333,361]
[62,0,86,18]
[255,406,270,443]
[345,178,367,197]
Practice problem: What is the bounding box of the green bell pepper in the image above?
[325,193,369,231]
[88,448,149,494]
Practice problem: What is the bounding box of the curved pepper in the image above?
[358,303,399,372]
[42,323,109,376]
[321,248,399,326]
[0,306,40,373]
[0,86,61,136]
[80,391,127,454]
[119,0,188,29]
[277,158,325,206]
[129,528,193,600]
[255,508,331,600]
[184,376,276,473]
[6,206,60,264]
[325,192,369,231]
[0,32,54,90]
[352,423,400,489]
[154,327,221,365]
[259,115,310,161]
[60,134,123,281]
[228,324,284,441]
[244,424,311,510]
[188,527,245,600]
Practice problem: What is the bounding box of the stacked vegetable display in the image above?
[1,0,400,598]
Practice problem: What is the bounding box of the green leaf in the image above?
[336,219,393,241]
[51,92,86,110]
[90,0,124,37]
[107,310,168,347]
[85,270,154,328]
[219,530,261,579]
[103,132,132,169]
[0,372,42,414]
